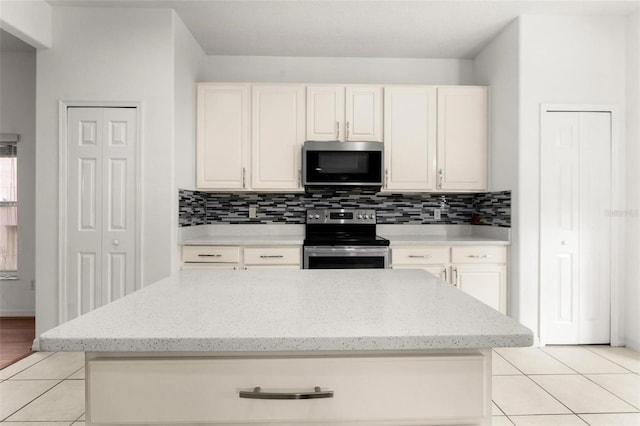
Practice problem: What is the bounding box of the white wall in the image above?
[0,0,52,49]
[518,15,627,342]
[201,56,474,85]
[0,49,36,316]
[172,13,205,271]
[472,19,521,323]
[35,7,176,336]
[625,11,640,351]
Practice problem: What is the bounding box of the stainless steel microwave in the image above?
[302,141,384,187]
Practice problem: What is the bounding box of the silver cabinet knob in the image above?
[112,239,120,246]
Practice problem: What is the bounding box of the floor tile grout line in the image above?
[581,373,640,411]
[2,378,85,423]
[492,349,527,376]
[527,373,640,415]
[522,373,577,416]
[537,346,583,374]
[507,413,592,426]
[580,345,638,374]
[543,345,635,375]
[0,352,56,380]
[0,378,64,422]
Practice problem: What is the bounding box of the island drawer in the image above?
[182,246,240,263]
[392,246,449,265]
[87,353,489,425]
[244,246,301,265]
[451,246,506,264]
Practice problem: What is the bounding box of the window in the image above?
[0,134,18,278]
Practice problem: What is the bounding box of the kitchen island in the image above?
[40,269,533,426]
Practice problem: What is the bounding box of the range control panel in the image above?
[306,209,377,225]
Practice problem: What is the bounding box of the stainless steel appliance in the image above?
[303,209,390,269]
[302,141,384,187]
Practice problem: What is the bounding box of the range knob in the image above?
[308,214,314,220]
[357,214,363,219]
[314,214,320,219]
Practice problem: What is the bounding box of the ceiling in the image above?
[42,0,640,58]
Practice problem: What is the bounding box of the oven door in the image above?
[303,246,389,269]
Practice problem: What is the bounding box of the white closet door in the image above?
[577,112,611,344]
[541,111,611,344]
[66,107,137,320]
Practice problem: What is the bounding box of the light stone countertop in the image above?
[39,269,532,353]
[179,224,305,246]
[178,224,510,246]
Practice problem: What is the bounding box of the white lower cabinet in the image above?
[86,351,490,425]
[392,245,507,314]
[181,245,302,270]
[453,264,507,314]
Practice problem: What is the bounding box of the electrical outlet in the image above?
[249,206,258,219]
[434,209,441,220]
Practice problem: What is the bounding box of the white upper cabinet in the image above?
[383,86,437,191]
[306,85,383,142]
[306,86,345,141]
[436,86,488,192]
[196,83,487,193]
[344,86,383,142]
[251,85,305,190]
[197,83,250,190]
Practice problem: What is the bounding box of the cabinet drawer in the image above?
[392,246,449,265]
[87,354,488,424]
[451,246,506,264]
[182,246,241,263]
[244,247,301,265]
[393,265,449,283]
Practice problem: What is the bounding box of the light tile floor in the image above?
[0,345,638,425]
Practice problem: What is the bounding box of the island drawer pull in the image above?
[408,255,432,258]
[239,386,333,400]
[468,254,492,259]
[259,255,284,259]
[198,254,222,257]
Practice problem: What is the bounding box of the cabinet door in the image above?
[306,85,345,141]
[197,84,250,189]
[251,85,305,190]
[345,86,383,142]
[436,87,487,191]
[453,264,506,314]
[383,86,437,191]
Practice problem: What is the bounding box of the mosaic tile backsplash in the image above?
[179,188,511,228]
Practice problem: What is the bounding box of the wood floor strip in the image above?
[0,317,35,369]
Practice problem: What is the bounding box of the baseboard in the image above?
[0,309,36,317]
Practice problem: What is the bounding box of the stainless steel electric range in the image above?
[303,209,390,269]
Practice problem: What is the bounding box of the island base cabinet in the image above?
[86,353,491,425]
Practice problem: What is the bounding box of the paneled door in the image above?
[65,107,138,321]
[251,85,305,190]
[383,86,437,191]
[540,111,611,344]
